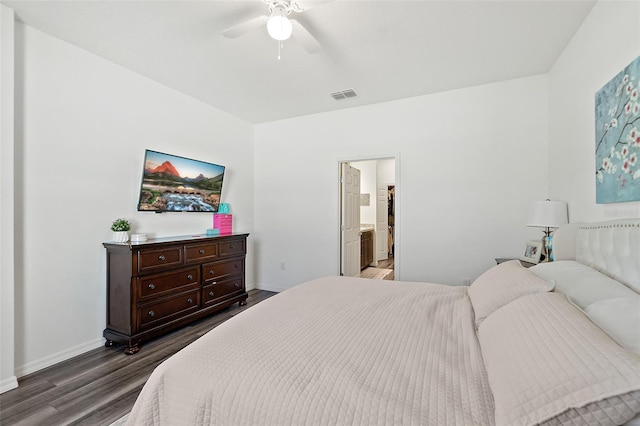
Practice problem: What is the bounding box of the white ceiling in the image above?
[3,0,596,123]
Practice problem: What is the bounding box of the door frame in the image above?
[337,154,401,280]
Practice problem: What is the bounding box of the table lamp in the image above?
[527,199,568,262]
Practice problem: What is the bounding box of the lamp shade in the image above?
[527,200,568,228]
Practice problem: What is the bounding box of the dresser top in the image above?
[103,233,249,249]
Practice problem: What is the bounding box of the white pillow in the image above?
[585,297,640,355]
[531,260,637,309]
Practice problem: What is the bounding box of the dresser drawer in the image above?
[137,267,200,301]
[202,276,244,306]
[137,246,183,273]
[203,258,244,283]
[219,239,246,257]
[137,289,200,330]
[185,243,218,263]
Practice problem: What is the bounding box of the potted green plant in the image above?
[111,218,131,243]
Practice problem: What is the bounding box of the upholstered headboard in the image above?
[552,219,640,294]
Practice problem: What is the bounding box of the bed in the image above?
[126,219,640,425]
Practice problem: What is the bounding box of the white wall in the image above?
[378,158,395,187]
[254,75,549,291]
[0,4,18,393]
[11,22,254,376]
[549,1,640,221]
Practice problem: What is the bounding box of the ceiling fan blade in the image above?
[291,19,321,53]
[290,0,333,13]
[222,15,268,38]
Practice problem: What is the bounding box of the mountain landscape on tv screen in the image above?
[138,160,223,212]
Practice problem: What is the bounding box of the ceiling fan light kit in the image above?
[267,3,293,41]
[222,0,329,56]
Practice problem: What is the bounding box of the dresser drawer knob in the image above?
[235,263,239,268]
[148,283,155,290]
[187,274,193,280]
[209,270,215,275]
[158,255,166,261]
[187,298,193,304]
[148,310,155,317]
[209,291,215,297]
[199,249,205,254]
[234,283,240,288]
[211,281,217,285]
[229,245,235,249]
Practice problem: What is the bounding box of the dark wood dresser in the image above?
[103,233,249,354]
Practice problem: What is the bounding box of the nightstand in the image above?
[495,258,535,268]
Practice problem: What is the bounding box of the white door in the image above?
[376,185,388,261]
[340,163,361,277]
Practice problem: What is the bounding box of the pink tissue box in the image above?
[213,214,232,233]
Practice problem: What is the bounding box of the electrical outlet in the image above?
[280,261,285,270]
[462,277,471,285]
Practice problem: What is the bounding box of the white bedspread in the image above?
[127,276,495,425]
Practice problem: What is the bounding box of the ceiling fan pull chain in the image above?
[278,41,282,60]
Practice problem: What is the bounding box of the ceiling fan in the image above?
[222,0,332,54]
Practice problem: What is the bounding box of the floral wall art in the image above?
[595,54,640,203]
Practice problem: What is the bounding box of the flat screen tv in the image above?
[137,149,225,212]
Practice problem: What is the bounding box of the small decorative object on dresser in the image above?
[520,240,542,264]
[110,218,131,243]
[213,213,233,235]
[103,233,249,354]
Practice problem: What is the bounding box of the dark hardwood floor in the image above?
[0,289,276,426]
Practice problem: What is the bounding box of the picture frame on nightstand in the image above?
[520,240,542,264]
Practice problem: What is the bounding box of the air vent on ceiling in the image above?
[330,88,357,101]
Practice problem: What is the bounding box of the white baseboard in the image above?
[15,337,104,378]
[0,376,18,394]
[255,283,286,293]
[13,286,279,379]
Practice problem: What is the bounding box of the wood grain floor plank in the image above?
[9,405,59,426]
[43,349,127,386]
[71,386,140,426]
[0,289,276,426]
[0,378,55,407]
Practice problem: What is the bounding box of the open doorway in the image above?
[339,157,397,280]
